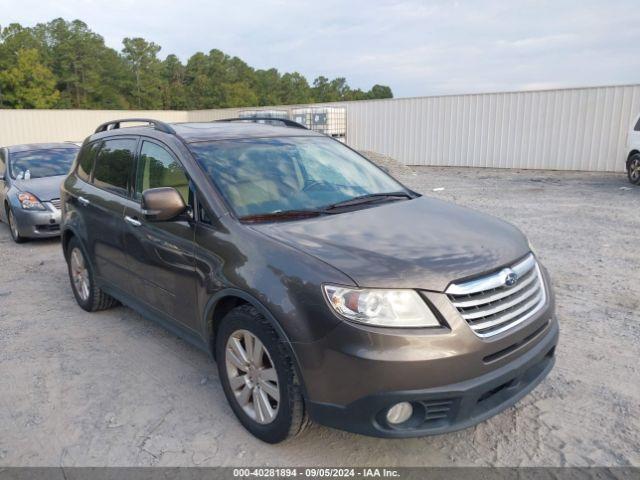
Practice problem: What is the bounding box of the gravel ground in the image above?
[0,155,639,467]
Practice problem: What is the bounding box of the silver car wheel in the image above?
[8,209,19,239]
[631,158,640,182]
[70,247,90,301]
[225,329,280,424]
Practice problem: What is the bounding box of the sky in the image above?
[1,0,638,98]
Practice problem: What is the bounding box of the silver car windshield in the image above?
[10,149,78,179]
[190,136,408,218]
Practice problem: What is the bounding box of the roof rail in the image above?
[95,118,176,135]
[215,117,308,130]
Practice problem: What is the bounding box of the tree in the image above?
[161,54,188,109]
[122,37,163,109]
[0,48,59,108]
[0,18,393,109]
[279,72,312,104]
[43,19,127,108]
[368,84,393,99]
[254,68,282,105]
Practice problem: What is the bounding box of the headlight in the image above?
[323,285,441,327]
[17,192,45,210]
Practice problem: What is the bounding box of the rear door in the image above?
[78,137,138,286]
[122,139,199,331]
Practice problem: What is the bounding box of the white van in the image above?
[627,114,640,185]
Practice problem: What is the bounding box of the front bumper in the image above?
[12,202,61,238]
[294,266,558,437]
[306,320,557,438]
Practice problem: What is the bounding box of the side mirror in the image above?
[141,187,186,221]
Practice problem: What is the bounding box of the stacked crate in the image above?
[291,106,346,142]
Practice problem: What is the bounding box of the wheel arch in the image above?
[627,150,640,167]
[203,288,309,398]
[61,228,76,258]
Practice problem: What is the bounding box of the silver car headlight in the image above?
[323,284,441,327]
[18,192,46,210]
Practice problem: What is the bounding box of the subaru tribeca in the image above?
[60,118,558,443]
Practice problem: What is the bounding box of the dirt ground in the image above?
[0,156,639,467]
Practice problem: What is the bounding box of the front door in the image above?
[122,139,199,331]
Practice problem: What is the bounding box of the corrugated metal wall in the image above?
[1,84,638,171]
[0,109,188,146]
[343,84,640,172]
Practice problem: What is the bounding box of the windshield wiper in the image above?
[240,209,325,223]
[322,191,413,211]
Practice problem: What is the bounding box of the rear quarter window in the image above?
[76,142,101,182]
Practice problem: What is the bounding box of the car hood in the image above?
[251,197,530,292]
[12,176,65,201]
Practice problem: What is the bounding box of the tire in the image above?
[6,206,26,243]
[65,237,119,312]
[628,153,640,185]
[216,305,308,443]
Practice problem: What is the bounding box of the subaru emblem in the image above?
[503,268,518,287]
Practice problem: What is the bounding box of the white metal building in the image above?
[1,83,639,172]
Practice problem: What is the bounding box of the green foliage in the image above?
[0,48,59,108]
[0,19,394,110]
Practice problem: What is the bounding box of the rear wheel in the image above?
[66,237,119,312]
[216,305,308,443]
[628,153,640,185]
[7,207,25,243]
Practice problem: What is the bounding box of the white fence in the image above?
[2,84,639,172]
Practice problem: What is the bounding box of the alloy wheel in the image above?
[70,247,90,302]
[225,329,280,424]
[630,158,640,183]
[8,209,19,239]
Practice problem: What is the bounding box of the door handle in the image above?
[77,196,90,206]
[124,215,142,227]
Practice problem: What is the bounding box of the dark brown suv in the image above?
[61,118,558,443]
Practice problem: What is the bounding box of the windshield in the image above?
[10,148,78,179]
[190,137,408,218]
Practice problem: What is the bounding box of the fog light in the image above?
[386,402,413,424]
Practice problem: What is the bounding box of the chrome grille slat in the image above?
[50,198,62,210]
[468,289,543,330]
[451,269,537,308]
[459,278,542,320]
[446,254,546,338]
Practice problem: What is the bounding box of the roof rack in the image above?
[215,117,308,130]
[95,118,176,135]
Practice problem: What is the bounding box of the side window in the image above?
[76,142,101,182]
[136,141,190,203]
[93,138,137,196]
[635,117,640,132]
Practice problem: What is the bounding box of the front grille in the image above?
[50,198,62,210]
[446,254,546,338]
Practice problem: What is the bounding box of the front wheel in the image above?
[216,305,308,443]
[7,207,26,243]
[628,153,640,185]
